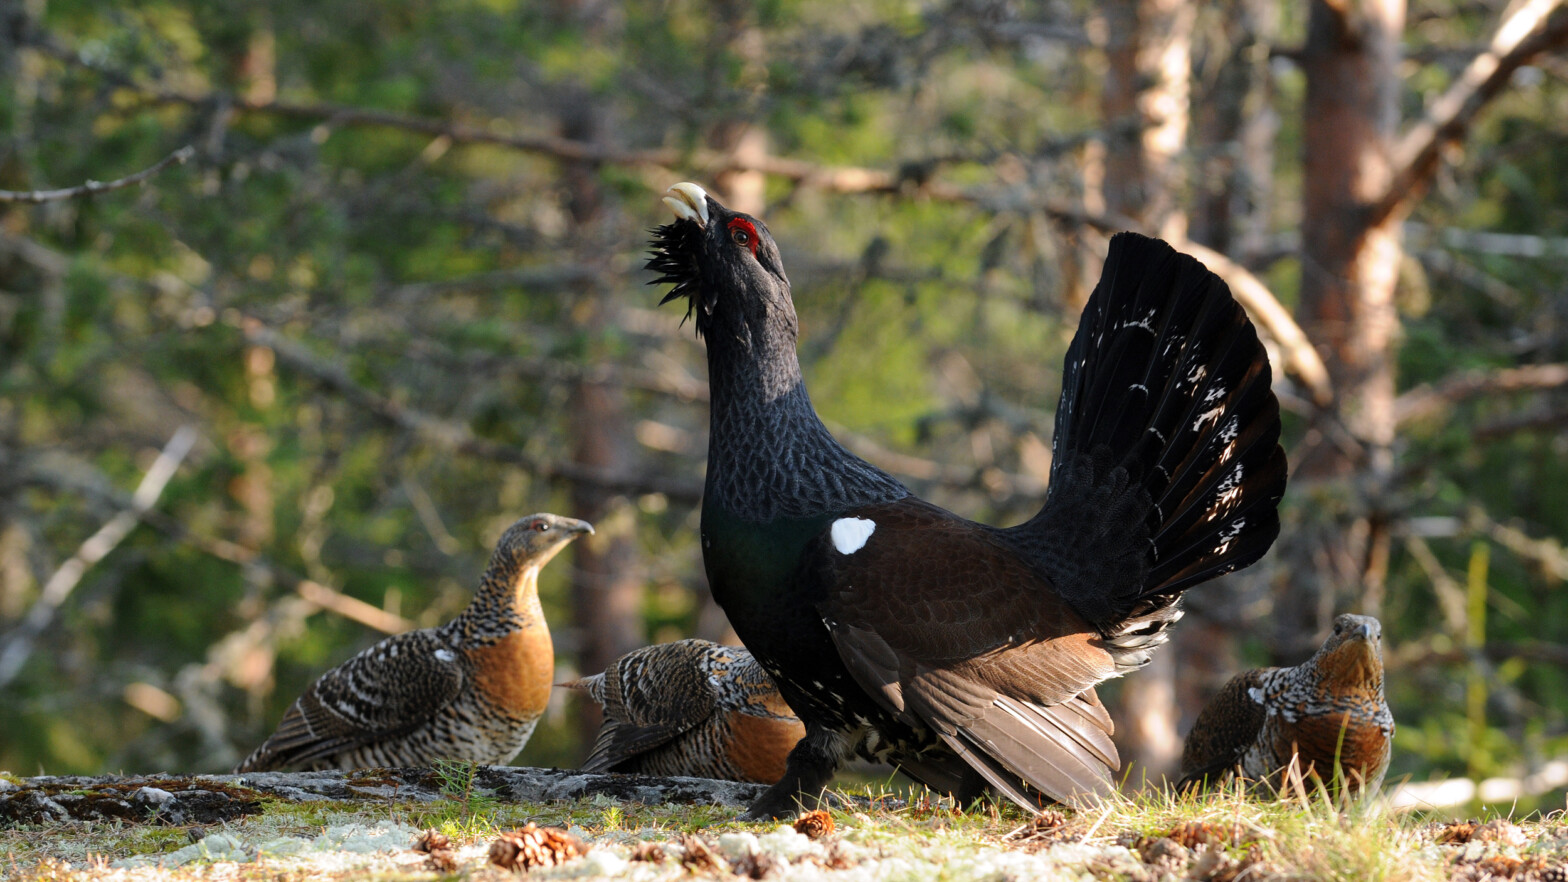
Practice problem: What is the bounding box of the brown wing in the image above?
[1177,667,1271,790]
[807,497,1122,807]
[578,640,722,773]
[235,628,465,772]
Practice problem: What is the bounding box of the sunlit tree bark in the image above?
[1099,0,1197,786]
[1275,0,1407,660]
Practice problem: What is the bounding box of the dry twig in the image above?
[0,146,194,203]
[1374,0,1568,225]
[0,427,199,686]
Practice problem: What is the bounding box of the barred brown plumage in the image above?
[567,639,805,784]
[1178,614,1393,799]
[233,513,591,772]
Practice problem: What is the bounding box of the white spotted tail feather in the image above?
[1007,233,1287,668]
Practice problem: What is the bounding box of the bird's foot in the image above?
[739,783,823,821]
[738,724,847,821]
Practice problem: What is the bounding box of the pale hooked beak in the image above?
[663,182,710,228]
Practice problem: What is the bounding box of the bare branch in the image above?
[1476,404,1568,440]
[0,426,199,687]
[238,317,705,504]
[1402,534,1468,633]
[1395,363,1568,425]
[1408,220,1568,259]
[1469,509,1568,582]
[147,92,933,191]
[1179,241,1335,407]
[16,449,415,635]
[294,579,412,635]
[117,95,1334,409]
[0,146,194,204]
[1373,0,1568,226]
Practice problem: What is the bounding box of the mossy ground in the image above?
[2,779,1565,881]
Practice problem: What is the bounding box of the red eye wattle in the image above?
[727,218,759,258]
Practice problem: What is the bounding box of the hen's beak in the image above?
[663,182,710,228]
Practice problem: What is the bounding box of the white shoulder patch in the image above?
[831,517,876,554]
[434,648,456,663]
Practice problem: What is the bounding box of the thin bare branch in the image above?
[1180,241,1335,407]
[1373,0,1568,226]
[1408,220,1568,258]
[1403,534,1469,633]
[294,579,412,635]
[1476,404,1568,440]
[147,91,934,191]
[1469,508,1568,582]
[238,317,705,503]
[0,426,199,687]
[0,146,194,204]
[1395,363,1568,425]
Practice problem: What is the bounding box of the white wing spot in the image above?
[831,517,877,554]
[434,649,456,663]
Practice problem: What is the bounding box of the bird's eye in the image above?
[532,521,549,533]
[726,218,759,257]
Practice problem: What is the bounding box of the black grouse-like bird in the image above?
[649,182,1287,819]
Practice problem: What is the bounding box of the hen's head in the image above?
[494,513,594,568]
[1312,614,1385,692]
[647,183,794,345]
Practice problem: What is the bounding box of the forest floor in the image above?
[0,767,1564,881]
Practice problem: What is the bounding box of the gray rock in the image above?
[2,766,767,827]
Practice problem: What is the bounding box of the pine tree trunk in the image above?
[558,95,647,743]
[1177,0,1281,749]
[1098,0,1196,787]
[1276,0,1406,659]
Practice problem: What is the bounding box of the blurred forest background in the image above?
[1,0,1566,810]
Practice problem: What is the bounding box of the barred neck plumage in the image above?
[455,562,543,641]
[703,326,907,524]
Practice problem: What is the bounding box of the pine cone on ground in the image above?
[413,828,457,873]
[1437,820,1478,844]
[629,841,667,863]
[488,823,584,871]
[793,809,835,840]
[1168,820,1245,849]
[678,834,726,874]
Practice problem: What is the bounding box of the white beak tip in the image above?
[665,182,711,227]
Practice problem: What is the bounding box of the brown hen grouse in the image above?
[235,513,591,772]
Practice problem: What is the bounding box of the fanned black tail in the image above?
[1011,232,1287,651]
